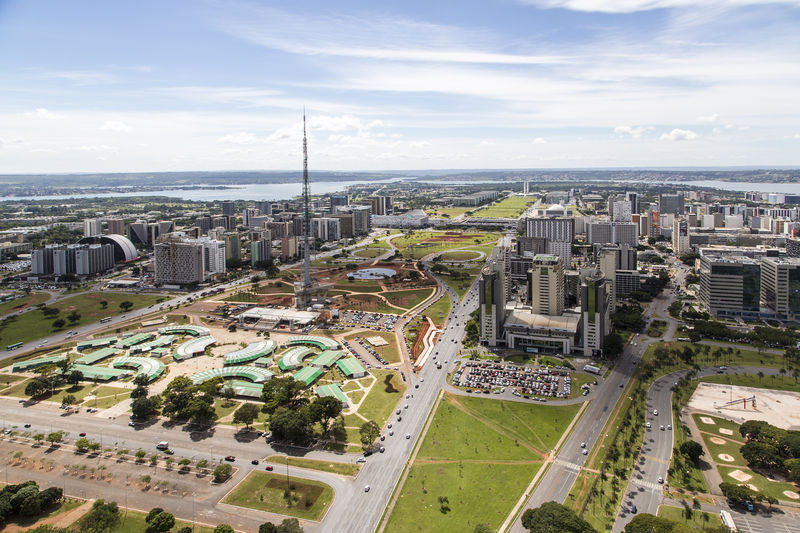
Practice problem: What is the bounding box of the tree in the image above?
[213,463,233,482]
[119,301,134,312]
[61,394,77,408]
[521,502,596,533]
[145,508,175,533]
[359,420,381,450]
[214,526,235,533]
[269,406,313,445]
[66,370,83,386]
[260,377,307,414]
[309,396,342,435]
[233,403,260,428]
[679,440,704,465]
[25,378,50,398]
[79,499,121,533]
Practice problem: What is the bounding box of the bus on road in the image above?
[6,342,23,351]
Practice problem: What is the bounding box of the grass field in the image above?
[108,508,216,533]
[646,319,669,337]
[437,265,483,301]
[425,294,452,328]
[338,294,401,314]
[439,250,483,261]
[358,369,406,427]
[221,471,334,520]
[0,292,164,347]
[657,505,723,529]
[472,195,536,218]
[267,455,360,476]
[383,288,434,311]
[386,393,580,533]
[0,292,50,317]
[393,231,500,260]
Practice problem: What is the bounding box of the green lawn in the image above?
[352,248,387,258]
[221,471,334,520]
[0,292,164,347]
[425,294,452,328]
[338,294,401,314]
[700,373,800,393]
[646,319,669,337]
[393,231,500,260]
[471,195,536,218]
[357,369,406,428]
[718,465,798,501]
[266,455,360,476]
[386,392,580,533]
[439,250,483,261]
[436,265,483,301]
[383,288,435,311]
[0,292,50,317]
[108,509,216,533]
[657,505,723,529]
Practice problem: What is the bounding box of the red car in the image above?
[265,465,274,471]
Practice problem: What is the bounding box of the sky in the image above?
[1,0,799,173]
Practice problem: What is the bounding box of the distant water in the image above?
[0,178,404,202]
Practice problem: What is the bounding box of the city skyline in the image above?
[1,0,800,173]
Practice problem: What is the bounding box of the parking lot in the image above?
[338,311,398,332]
[452,361,576,399]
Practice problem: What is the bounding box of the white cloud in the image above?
[25,108,63,120]
[697,114,720,124]
[614,126,652,139]
[217,132,266,145]
[100,120,131,132]
[517,0,800,14]
[532,137,547,144]
[659,128,698,141]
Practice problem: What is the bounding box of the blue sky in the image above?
[1,0,799,173]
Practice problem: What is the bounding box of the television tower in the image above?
[302,112,311,289]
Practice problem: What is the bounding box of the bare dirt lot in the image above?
[687,382,800,430]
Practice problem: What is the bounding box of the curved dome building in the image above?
[77,234,139,263]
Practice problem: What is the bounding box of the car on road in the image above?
[224,455,235,462]
[265,465,273,471]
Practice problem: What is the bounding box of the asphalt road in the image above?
[507,283,679,532]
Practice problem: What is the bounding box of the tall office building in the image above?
[672,218,691,254]
[527,254,564,316]
[698,255,761,319]
[659,193,685,216]
[224,232,241,261]
[83,218,102,238]
[221,201,235,217]
[597,248,618,310]
[351,206,372,235]
[369,196,393,216]
[580,267,610,356]
[251,238,272,267]
[760,258,800,321]
[479,261,507,347]
[626,192,639,214]
[105,218,125,236]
